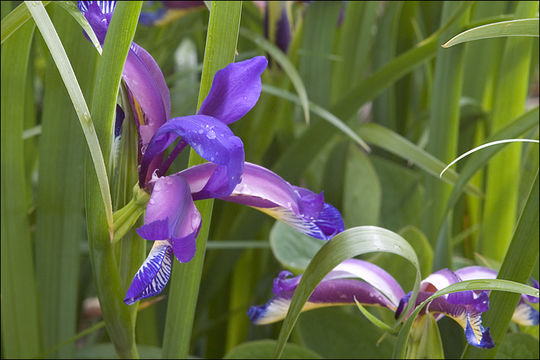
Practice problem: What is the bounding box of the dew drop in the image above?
[149,199,155,205]
[206,130,216,139]
[198,129,204,134]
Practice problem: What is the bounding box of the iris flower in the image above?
[248,263,538,349]
[78,1,344,306]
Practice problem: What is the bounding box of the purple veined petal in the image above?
[248,278,395,325]
[136,174,201,263]
[141,115,245,195]
[178,162,345,240]
[408,291,495,349]
[124,240,172,305]
[198,57,268,124]
[511,301,539,326]
[78,1,116,44]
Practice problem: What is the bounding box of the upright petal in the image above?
[136,174,201,263]
[198,57,268,124]
[179,162,344,240]
[78,1,116,44]
[141,115,244,195]
[248,260,401,325]
[124,240,172,305]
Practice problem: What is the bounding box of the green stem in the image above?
[162,2,243,358]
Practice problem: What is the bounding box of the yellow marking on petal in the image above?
[132,96,146,125]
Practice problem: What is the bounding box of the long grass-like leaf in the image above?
[34,6,97,357]
[84,2,143,357]
[462,170,539,358]
[162,2,242,358]
[25,0,113,232]
[240,27,310,124]
[1,1,49,43]
[443,18,539,48]
[274,226,422,358]
[1,20,41,359]
[481,1,539,261]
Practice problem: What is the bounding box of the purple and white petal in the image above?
[511,302,539,326]
[198,57,268,124]
[248,278,395,325]
[136,174,201,263]
[141,115,244,196]
[179,162,344,240]
[248,260,402,325]
[78,1,116,44]
[124,240,172,305]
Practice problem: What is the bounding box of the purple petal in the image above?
[136,174,201,263]
[275,6,291,53]
[464,317,494,348]
[124,44,170,150]
[78,1,116,44]
[420,268,461,294]
[248,259,402,325]
[198,57,268,124]
[124,240,172,305]
[142,115,244,195]
[178,162,344,240]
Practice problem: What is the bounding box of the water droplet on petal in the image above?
[206,130,216,139]
[149,199,155,205]
[198,129,204,134]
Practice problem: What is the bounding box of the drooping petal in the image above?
[402,291,495,349]
[248,259,402,325]
[511,301,539,326]
[198,57,268,124]
[124,240,172,305]
[178,162,344,240]
[78,1,116,44]
[140,115,245,195]
[136,174,201,263]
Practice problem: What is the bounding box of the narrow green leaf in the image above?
[84,2,143,358]
[463,170,539,358]
[1,20,41,359]
[443,18,539,48]
[274,226,422,358]
[35,6,97,357]
[162,2,242,358]
[25,0,114,232]
[52,1,102,54]
[1,1,50,44]
[481,2,539,261]
[261,84,370,151]
[354,300,395,334]
[240,28,310,124]
[393,279,539,358]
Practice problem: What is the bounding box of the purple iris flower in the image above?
[78,1,345,305]
[249,264,538,349]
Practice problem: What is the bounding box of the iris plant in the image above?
[79,1,344,306]
[248,263,539,349]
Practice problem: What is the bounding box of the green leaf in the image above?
[443,18,540,48]
[240,28,310,124]
[1,1,50,44]
[224,340,322,359]
[1,19,40,359]
[52,1,102,54]
[343,145,381,227]
[25,0,114,232]
[495,333,540,359]
[162,2,242,358]
[393,279,539,358]
[269,221,325,273]
[297,307,394,359]
[274,226,422,358]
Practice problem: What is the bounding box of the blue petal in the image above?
[124,241,172,305]
[198,57,268,124]
[78,1,116,44]
[464,314,494,348]
[141,115,244,197]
